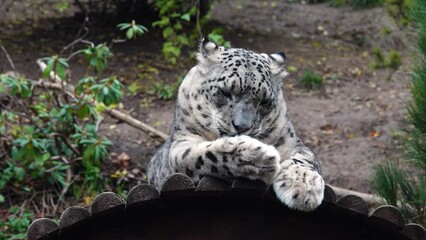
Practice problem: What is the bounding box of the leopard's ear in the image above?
[196,38,222,73]
[269,51,288,78]
[200,38,218,56]
[197,37,223,64]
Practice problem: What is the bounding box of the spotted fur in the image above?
[148,39,324,211]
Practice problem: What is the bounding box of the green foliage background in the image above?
[372,0,426,225]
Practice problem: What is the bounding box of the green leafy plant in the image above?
[0,207,33,240]
[54,0,70,13]
[152,0,230,64]
[386,49,403,69]
[0,57,121,197]
[149,82,176,100]
[152,0,198,64]
[0,19,148,239]
[369,47,402,70]
[42,55,69,80]
[79,43,113,73]
[328,0,347,7]
[386,0,412,27]
[300,71,324,89]
[117,20,148,40]
[208,28,231,48]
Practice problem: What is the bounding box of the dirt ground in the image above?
[0,1,413,194]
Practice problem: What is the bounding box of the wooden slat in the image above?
[126,184,160,206]
[161,173,195,197]
[27,176,420,240]
[400,223,426,240]
[59,206,91,228]
[90,192,125,214]
[369,205,405,227]
[231,178,267,196]
[195,176,231,196]
[336,195,368,215]
[323,184,337,203]
[27,218,59,240]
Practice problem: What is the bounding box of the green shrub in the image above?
[351,0,385,7]
[386,0,412,27]
[328,0,347,7]
[149,82,176,100]
[300,71,324,89]
[0,207,32,239]
[0,20,147,238]
[152,0,230,64]
[369,47,402,70]
[152,0,192,64]
[372,0,426,225]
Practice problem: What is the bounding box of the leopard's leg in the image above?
[166,135,280,186]
[273,122,325,211]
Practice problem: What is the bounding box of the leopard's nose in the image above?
[232,100,255,134]
[232,121,251,134]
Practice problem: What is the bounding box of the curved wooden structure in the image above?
[27,174,426,240]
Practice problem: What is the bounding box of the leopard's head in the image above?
[178,39,288,139]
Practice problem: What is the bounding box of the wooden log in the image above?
[323,184,337,203]
[126,184,160,206]
[336,195,369,215]
[231,178,268,196]
[88,192,126,237]
[59,206,91,228]
[161,173,195,197]
[58,206,91,240]
[90,192,125,214]
[195,176,231,196]
[25,180,419,240]
[27,218,59,240]
[369,205,405,227]
[125,184,162,220]
[400,223,426,240]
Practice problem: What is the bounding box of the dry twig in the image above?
[0,45,15,70]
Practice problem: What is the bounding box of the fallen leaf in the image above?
[287,66,298,72]
[118,152,131,167]
[370,130,379,137]
[84,196,94,205]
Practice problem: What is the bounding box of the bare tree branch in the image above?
[1,44,16,70]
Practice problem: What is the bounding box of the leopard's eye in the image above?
[219,89,232,100]
[214,89,232,107]
[260,99,273,106]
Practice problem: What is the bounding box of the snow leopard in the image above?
[148,39,324,211]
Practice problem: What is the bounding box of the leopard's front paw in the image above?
[228,135,280,183]
[273,161,324,211]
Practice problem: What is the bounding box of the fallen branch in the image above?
[106,109,169,140]
[1,45,15,70]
